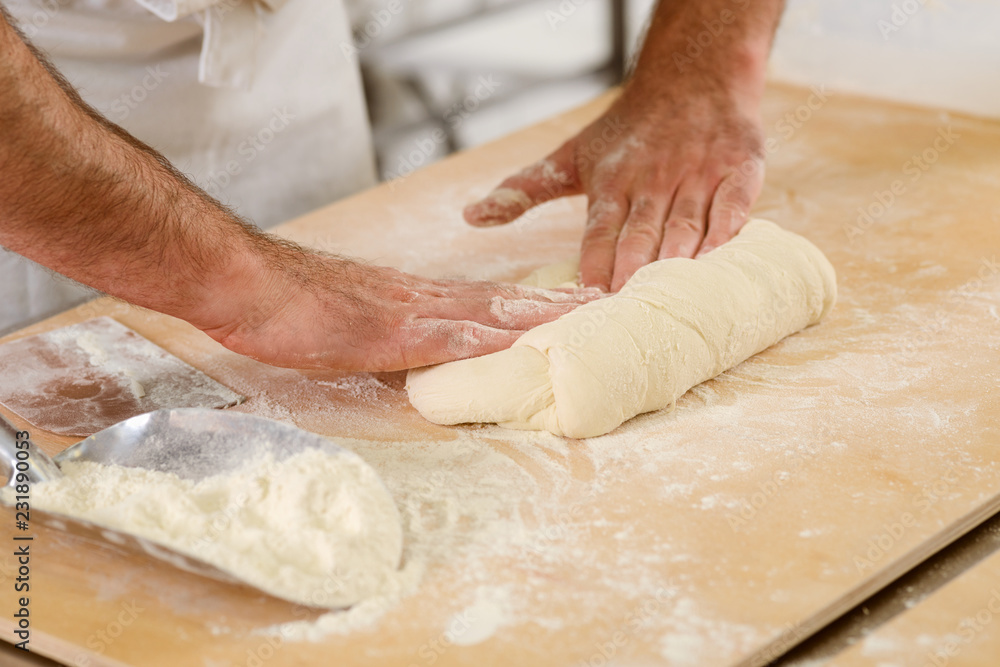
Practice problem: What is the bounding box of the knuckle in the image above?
[581,265,613,290]
[588,197,626,220]
[583,222,621,246]
[453,322,489,354]
[741,137,766,162]
[619,219,661,247]
[669,196,703,221]
[723,159,765,190]
[715,177,755,205]
[377,309,408,343]
[664,216,703,235]
[589,166,627,193]
[708,207,750,235]
[713,196,751,219]
[641,163,674,189]
[628,194,658,218]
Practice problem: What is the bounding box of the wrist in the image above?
[180,223,285,341]
[628,40,769,112]
[627,1,779,112]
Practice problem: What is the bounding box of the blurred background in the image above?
[344,0,1000,182]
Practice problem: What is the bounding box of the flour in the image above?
[315,375,387,403]
[63,211,995,665]
[13,448,402,609]
[0,317,242,437]
[477,187,533,215]
[265,435,535,641]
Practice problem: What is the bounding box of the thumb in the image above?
[463,142,581,227]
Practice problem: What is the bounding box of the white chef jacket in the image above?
[0,0,376,333]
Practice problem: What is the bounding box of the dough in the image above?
[519,257,580,289]
[406,219,837,438]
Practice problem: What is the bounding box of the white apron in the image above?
[1,0,376,333]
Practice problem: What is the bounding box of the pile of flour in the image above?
[19,448,402,608]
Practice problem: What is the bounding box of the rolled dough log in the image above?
[407,219,837,438]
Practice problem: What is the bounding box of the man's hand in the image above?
[0,11,596,371]
[194,245,598,371]
[464,0,785,292]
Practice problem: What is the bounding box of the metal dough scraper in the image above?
[0,317,244,437]
[0,408,402,609]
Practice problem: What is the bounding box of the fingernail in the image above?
[463,205,497,226]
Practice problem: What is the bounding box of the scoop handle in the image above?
[0,414,63,487]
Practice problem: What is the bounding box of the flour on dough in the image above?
[14,448,402,608]
[406,219,837,438]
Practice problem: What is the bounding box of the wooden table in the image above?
[827,540,1000,666]
[1,83,999,666]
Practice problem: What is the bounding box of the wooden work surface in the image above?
[829,537,1000,666]
[1,84,999,666]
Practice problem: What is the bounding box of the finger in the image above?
[697,159,765,257]
[484,297,583,329]
[610,194,669,291]
[387,320,525,370]
[579,195,629,291]
[463,143,580,227]
[493,283,602,304]
[518,285,604,302]
[657,181,709,260]
[418,295,584,330]
[424,279,600,305]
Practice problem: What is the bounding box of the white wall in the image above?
[626,0,999,119]
[769,0,1000,119]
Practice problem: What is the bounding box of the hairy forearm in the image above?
[0,12,274,332]
[630,0,785,104]
[0,12,601,371]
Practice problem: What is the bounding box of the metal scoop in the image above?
[0,408,400,608]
